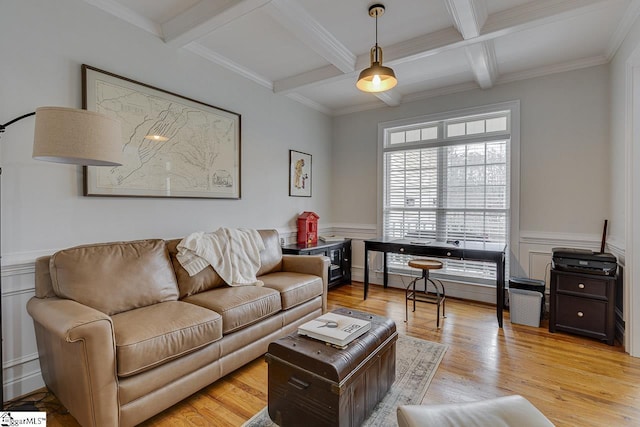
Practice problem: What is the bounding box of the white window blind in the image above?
[382,109,511,284]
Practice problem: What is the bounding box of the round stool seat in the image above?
[408,259,443,270]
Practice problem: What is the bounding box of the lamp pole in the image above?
[0,107,122,409]
[0,112,36,408]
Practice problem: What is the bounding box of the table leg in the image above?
[383,252,388,288]
[364,246,369,300]
[496,254,505,328]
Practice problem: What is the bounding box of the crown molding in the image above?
[390,81,481,107]
[482,0,610,38]
[285,93,332,115]
[331,98,391,116]
[82,0,162,37]
[331,53,608,116]
[605,0,640,61]
[496,55,609,85]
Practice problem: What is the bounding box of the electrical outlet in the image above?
[280,238,285,246]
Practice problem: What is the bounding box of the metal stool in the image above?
[405,259,446,328]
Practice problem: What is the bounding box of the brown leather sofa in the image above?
[27,230,329,427]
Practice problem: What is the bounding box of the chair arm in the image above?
[27,297,119,427]
[282,254,330,312]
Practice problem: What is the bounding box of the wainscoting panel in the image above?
[337,226,627,327]
[528,251,552,285]
[1,263,45,401]
[0,227,628,402]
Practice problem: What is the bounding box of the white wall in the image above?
[609,13,640,355]
[0,0,333,400]
[332,65,611,301]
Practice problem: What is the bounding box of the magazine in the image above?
[298,313,371,347]
[319,235,345,242]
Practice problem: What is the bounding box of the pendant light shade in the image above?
[356,46,397,92]
[356,4,397,93]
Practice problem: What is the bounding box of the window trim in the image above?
[376,100,520,285]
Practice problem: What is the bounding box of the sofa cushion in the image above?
[166,239,226,298]
[184,286,282,334]
[49,239,179,315]
[111,301,223,377]
[256,230,283,276]
[261,272,323,310]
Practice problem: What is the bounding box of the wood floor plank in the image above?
[16,282,640,426]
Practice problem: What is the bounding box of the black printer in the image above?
[552,248,617,276]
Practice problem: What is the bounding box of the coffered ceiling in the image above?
[84,0,639,115]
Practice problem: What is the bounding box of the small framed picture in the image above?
[289,150,312,197]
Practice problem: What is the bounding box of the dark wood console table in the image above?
[363,238,506,327]
[282,239,351,289]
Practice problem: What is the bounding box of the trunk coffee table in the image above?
[265,308,398,427]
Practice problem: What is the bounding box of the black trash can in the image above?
[509,277,545,321]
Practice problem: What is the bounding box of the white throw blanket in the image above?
[176,228,265,286]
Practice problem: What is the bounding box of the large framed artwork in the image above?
[289,150,312,197]
[82,65,241,198]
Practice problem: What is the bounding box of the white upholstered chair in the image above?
[397,395,554,427]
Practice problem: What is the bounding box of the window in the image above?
[380,103,518,284]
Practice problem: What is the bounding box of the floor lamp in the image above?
[0,107,122,408]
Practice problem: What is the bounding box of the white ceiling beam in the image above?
[374,89,402,107]
[465,40,498,89]
[274,65,347,94]
[275,0,610,94]
[444,0,488,39]
[184,43,273,90]
[263,0,356,73]
[162,0,271,48]
[366,27,465,68]
[276,27,467,94]
[445,0,496,89]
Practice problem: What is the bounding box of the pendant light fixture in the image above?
[356,4,397,93]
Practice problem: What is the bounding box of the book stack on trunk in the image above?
[297,312,371,348]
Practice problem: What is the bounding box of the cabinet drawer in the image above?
[556,274,608,298]
[555,294,607,335]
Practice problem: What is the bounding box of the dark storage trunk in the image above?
[265,308,397,427]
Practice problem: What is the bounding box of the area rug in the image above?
[242,334,448,427]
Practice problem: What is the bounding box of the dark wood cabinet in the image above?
[282,240,352,289]
[549,269,616,345]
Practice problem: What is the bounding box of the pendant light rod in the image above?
[370,3,385,62]
[374,6,379,62]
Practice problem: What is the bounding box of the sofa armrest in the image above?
[27,297,119,427]
[281,254,330,313]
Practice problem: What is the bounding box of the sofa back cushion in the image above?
[256,229,283,276]
[167,229,284,298]
[49,239,179,315]
[166,239,226,298]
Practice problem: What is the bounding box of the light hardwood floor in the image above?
[25,282,640,426]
